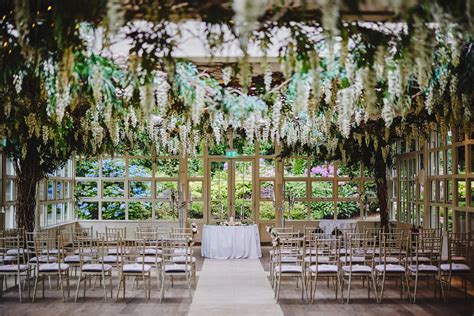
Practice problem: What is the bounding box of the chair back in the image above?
[0,236,24,268]
[105,227,126,240]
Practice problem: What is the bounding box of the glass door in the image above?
[208,158,255,223]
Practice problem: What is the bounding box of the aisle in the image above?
[189,259,283,316]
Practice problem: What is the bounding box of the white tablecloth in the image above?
[319,219,358,236]
[201,224,262,259]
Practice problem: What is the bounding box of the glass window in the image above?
[337,181,358,198]
[446,149,453,174]
[188,201,204,219]
[129,202,152,220]
[130,181,152,198]
[156,181,178,199]
[259,201,275,220]
[155,201,178,220]
[76,159,99,177]
[188,158,204,177]
[259,158,275,177]
[102,158,125,177]
[284,181,306,198]
[128,158,152,177]
[284,159,307,177]
[188,181,203,199]
[103,182,124,197]
[101,202,126,220]
[76,201,99,220]
[310,161,334,177]
[284,201,307,220]
[337,201,360,219]
[155,159,179,177]
[310,201,334,220]
[260,181,274,199]
[311,181,333,198]
[457,146,466,174]
[457,180,466,207]
[76,181,98,198]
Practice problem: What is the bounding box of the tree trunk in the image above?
[14,153,43,232]
[374,151,390,233]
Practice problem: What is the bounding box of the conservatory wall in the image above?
[390,127,474,234]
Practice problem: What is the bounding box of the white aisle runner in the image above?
[189,259,283,316]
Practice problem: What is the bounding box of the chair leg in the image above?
[379,272,386,303]
[75,274,82,302]
[346,273,352,304]
[32,275,39,302]
[18,274,22,303]
[115,275,122,302]
[276,274,281,303]
[102,275,107,302]
[160,275,165,303]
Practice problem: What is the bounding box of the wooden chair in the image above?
[306,236,341,303]
[0,236,30,302]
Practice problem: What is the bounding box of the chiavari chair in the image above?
[405,234,442,303]
[160,237,193,303]
[32,235,70,302]
[273,234,306,302]
[96,232,122,268]
[0,236,30,302]
[306,236,341,303]
[439,232,471,302]
[75,237,113,302]
[135,231,163,288]
[105,227,126,240]
[269,231,301,285]
[340,235,378,303]
[116,239,152,301]
[373,232,409,303]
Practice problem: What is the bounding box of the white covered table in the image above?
[201,224,262,259]
[319,219,358,236]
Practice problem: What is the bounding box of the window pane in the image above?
[457,180,466,207]
[188,201,204,219]
[76,181,98,198]
[188,158,204,177]
[102,158,125,177]
[155,159,179,177]
[338,181,358,198]
[155,201,178,220]
[260,181,274,199]
[129,158,152,177]
[259,201,275,220]
[311,181,333,198]
[310,202,334,220]
[284,181,306,198]
[457,146,466,174]
[47,204,54,225]
[189,181,203,199]
[470,181,474,207]
[103,182,124,197]
[337,163,360,177]
[310,161,334,177]
[337,201,360,219]
[129,202,152,220]
[76,159,99,177]
[284,201,307,220]
[156,181,178,199]
[76,202,98,220]
[284,159,307,177]
[102,202,125,220]
[259,158,275,177]
[130,181,152,198]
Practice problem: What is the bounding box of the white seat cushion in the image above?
[140,248,163,255]
[0,255,18,262]
[6,248,30,255]
[342,265,372,273]
[41,249,66,255]
[173,248,192,255]
[375,264,405,273]
[39,263,69,272]
[305,256,330,264]
[172,256,196,263]
[0,264,29,272]
[108,248,129,255]
[339,256,365,263]
[272,256,298,263]
[274,265,303,273]
[164,264,191,273]
[100,255,121,263]
[407,264,438,273]
[122,263,152,273]
[74,249,97,255]
[82,263,112,272]
[309,264,338,273]
[29,256,58,263]
[440,256,467,262]
[440,263,470,272]
[404,256,431,263]
[374,256,400,263]
[64,255,92,263]
[136,256,163,264]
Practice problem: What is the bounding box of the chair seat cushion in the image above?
[6,248,31,255]
[74,249,97,255]
[100,255,122,263]
[403,256,431,263]
[305,256,330,264]
[272,256,298,263]
[339,256,365,263]
[64,255,91,263]
[82,263,112,272]
[140,248,163,255]
[0,264,29,272]
[136,256,163,264]
[108,249,129,255]
[173,248,192,256]
[122,263,152,273]
[164,264,191,273]
[41,249,66,255]
[342,265,372,273]
[172,256,196,263]
[0,255,18,262]
[374,256,400,263]
[407,264,438,273]
[39,263,69,272]
[309,264,338,273]
[440,256,467,262]
[375,264,405,273]
[440,263,470,272]
[29,256,58,263]
[274,265,303,273]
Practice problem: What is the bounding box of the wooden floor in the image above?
[0,247,472,316]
